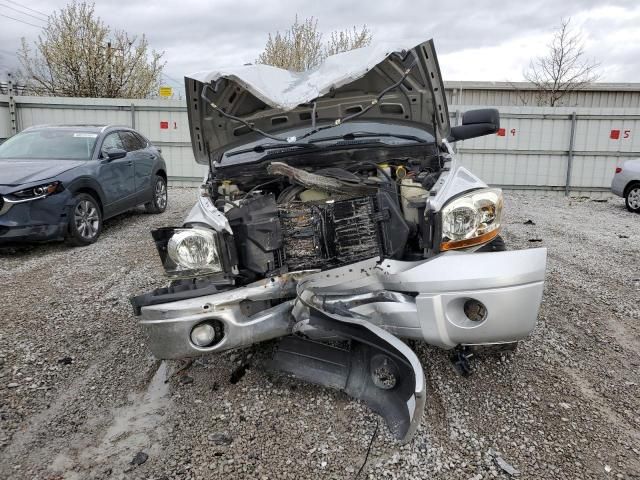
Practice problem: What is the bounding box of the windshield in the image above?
[0,130,98,160]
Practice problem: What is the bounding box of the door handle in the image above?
[126,161,133,166]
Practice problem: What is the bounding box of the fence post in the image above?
[450,109,461,154]
[7,73,17,135]
[130,103,135,129]
[565,111,577,196]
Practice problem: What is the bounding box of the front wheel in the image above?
[66,193,102,246]
[625,184,640,213]
[145,175,168,214]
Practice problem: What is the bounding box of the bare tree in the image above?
[325,25,372,57]
[257,16,372,71]
[18,1,164,98]
[524,18,600,106]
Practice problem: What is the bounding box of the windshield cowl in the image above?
[222,121,436,162]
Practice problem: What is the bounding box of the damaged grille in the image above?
[279,196,383,271]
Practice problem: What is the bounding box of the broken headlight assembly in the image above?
[151,227,229,279]
[439,188,503,251]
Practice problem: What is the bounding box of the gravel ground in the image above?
[0,188,639,480]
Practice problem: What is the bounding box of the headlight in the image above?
[9,181,63,201]
[168,229,220,270]
[151,227,225,278]
[440,188,503,251]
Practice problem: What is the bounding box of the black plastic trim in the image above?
[130,278,231,315]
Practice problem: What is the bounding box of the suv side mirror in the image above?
[447,108,500,142]
[104,147,127,161]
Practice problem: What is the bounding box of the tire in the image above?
[145,175,168,214]
[478,235,506,252]
[66,193,102,246]
[625,183,640,213]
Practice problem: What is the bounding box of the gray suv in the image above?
[0,124,168,245]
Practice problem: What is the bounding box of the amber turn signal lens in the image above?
[440,228,500,251]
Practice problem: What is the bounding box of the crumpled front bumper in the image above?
[134,247,546,442]
[137,248,547,358]
[0,191,71,243]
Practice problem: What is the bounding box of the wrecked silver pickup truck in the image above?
[131,39,547,443]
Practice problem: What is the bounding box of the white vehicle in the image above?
[611,158,640,212]
[131,39,547,442]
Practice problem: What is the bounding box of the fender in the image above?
[64,176,109,214]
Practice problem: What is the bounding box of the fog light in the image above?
[463,299,487,322]
[190,322,223,347]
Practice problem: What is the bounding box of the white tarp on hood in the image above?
[184,38,450,163]
[186,38,433,111]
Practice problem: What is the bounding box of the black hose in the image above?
[201,85,287,142]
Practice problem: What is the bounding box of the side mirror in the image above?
[447,108,500,142]
[104,147,127,161]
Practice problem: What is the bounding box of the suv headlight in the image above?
[152,227,225,278]
[439,188,503,251]
[9,181,63,201]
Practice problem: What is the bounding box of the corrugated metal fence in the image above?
[453,106,640,195]
[446,81,640,108]
[1,94,639,195]
[0,95,205,186]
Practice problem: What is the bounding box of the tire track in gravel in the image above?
[503,195,640,476]
[545,248,640,354]
[0,343,118,477]
[0,188,198,478]
[46,360,172,479]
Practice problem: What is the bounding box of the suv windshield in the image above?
[0,129,98,160]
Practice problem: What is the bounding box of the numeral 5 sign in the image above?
[610,129,631,140]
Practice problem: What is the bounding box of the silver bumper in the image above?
[138,248,547,358]
[611,172,627,197]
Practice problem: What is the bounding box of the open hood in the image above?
[185,39,450,165]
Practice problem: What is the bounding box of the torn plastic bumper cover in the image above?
[271,302,425,443]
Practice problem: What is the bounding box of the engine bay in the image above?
[201,148,445,283]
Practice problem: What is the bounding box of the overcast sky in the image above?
[1,0,639,93]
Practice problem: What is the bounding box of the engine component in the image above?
[217,181,240,200]
[221,163,411,275]
[279,196,383,271]
[268,161,376,196]
[400,178,428,225]
[298,188,330,202]
[376,191,410,258]
[226,193,284,275]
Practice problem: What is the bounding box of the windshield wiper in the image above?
[312,132,429,144]
[226,132,427,158]
[225,142,321,158]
